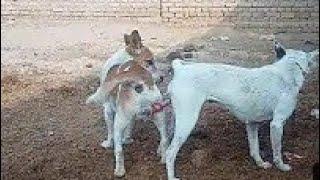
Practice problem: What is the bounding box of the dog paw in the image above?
[122,138,134,145]
[114,168,126,177]
[101,140,113,149]
[276,163,291,171]
[257,161,272,169]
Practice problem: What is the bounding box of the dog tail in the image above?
[86,86,106,106]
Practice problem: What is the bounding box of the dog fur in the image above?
[165,46,319,180]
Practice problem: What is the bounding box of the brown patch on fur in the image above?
[104,60,154,97]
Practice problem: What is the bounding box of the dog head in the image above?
[285,48,319,74]
[274,41,286,59]
[133,47,164,85]
[105,60,163,116]
[124,30,164,85]
[274,41,319,73]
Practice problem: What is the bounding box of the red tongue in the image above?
[152,103,162,111]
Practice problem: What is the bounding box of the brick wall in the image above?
[1,0,319,32]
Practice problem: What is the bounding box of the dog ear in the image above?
[131,30,142,48]
[274,41,286,59]
[124,34,131,46]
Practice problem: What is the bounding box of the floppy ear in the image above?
[131,30,142,47]
[274,41,286,59]
[124,34,131,46]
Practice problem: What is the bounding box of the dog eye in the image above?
[134,84,144,93]
[147,60,154,66]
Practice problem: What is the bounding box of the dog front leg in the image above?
[246,123,272,169]
[270,97,295,171]
[113,112,130,177]
[270,118,291,171]
[122,120,134,145]
[153,111,168,164]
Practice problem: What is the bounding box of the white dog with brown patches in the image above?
[166,45,319,180]
[86,30,168,177]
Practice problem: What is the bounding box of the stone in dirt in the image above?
[219,36,230,41]
[86,63,93,68]
[259,34,275,41]
[311,109,319,119]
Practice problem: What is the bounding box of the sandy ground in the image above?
[1,18,319,180]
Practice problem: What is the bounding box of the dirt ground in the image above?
[1,18,319,180]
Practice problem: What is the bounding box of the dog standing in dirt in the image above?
[165,45,319,180]
[86,30,168,177]
[87,30,164,146]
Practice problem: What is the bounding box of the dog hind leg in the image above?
[166,97,203,180]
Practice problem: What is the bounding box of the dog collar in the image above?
[294,62,306,76]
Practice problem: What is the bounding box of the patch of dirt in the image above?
[1,19,319,180]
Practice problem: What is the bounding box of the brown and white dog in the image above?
[95,60,168,177]
[87,30,163,104]
[86,30,168,177]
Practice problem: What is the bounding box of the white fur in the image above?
[165,49,319,180]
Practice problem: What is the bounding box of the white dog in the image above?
[165,46,319,180]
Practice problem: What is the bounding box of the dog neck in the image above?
[294,61,307,76]
[292,62,306,89]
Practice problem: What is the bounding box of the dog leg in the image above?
[153,111,168,164]
[166,97,203,180]
[271,97,295,171]
[101,103,115,149]
[113,112,130,177]
[246,123,272,169]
